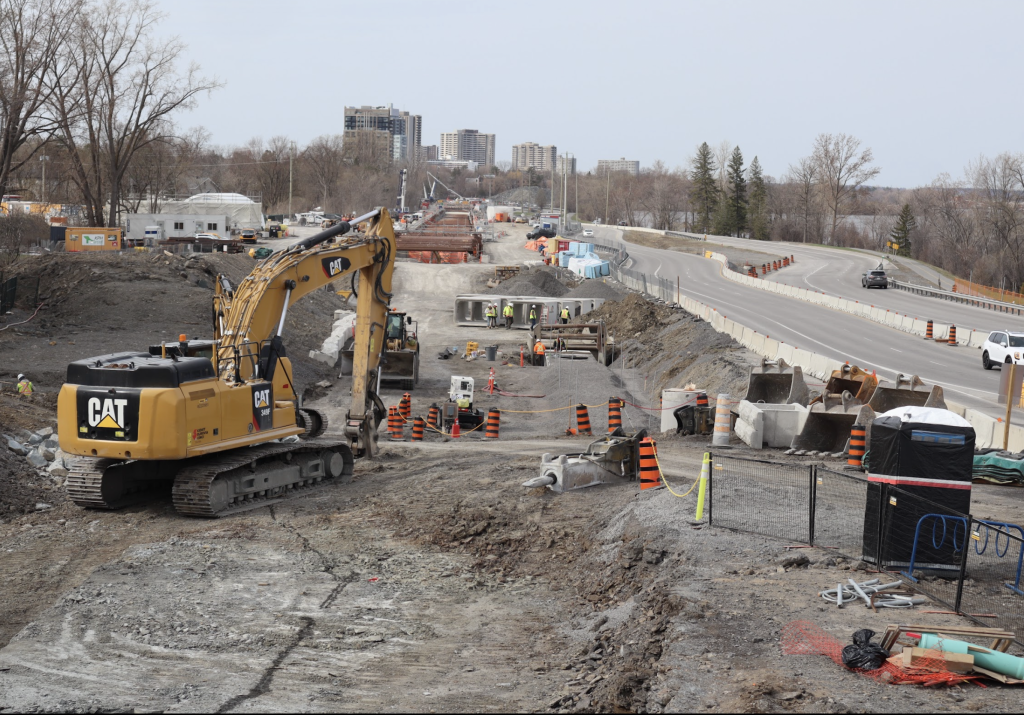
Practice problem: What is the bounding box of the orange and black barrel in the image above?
[608,397,622,433]
[696,392,709,408]
[791,254,795,263]
[948,325,957,346]
[388,406,404,440]
[427,404,440,429]
[848,424,866,468]
[576,404,592,435]
[399,393,412,420]
[485,408,501,439]
[925,320,933,340]
[411,417,425,441]
[639,438,660,490]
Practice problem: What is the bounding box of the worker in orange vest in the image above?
[532,340,546,367]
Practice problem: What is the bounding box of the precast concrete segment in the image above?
[589,226,1010,420]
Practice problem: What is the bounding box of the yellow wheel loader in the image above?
[58,209,397,517]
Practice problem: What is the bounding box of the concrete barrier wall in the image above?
[706,251,988,349]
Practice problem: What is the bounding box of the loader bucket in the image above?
[743,358,810,406]
[790,393,876,455]
[866,373,946,413]
[380,349,420,390]
[811,364,878,405]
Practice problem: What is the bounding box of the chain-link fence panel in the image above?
[710,454,812,544]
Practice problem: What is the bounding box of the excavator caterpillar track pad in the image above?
[172,439,353,518]
[66,458,175,510]
[298,407,329,439]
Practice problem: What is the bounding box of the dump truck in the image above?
[58,209,397,517]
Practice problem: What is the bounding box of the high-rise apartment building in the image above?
[597,158,640,176]
[556,156,576,175]
[439,129,495,170]
[512,142,557,172]
[343,105,422,163]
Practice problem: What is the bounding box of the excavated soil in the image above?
[493,266,572,297]
[3,230,1024,713]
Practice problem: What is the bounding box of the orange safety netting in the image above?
[780,621,980,687]
[408,251,469,264]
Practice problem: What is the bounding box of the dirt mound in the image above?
[562,280,627,300]
[0,251,345,395]
[493,267,569,297]
[584,293,678,342]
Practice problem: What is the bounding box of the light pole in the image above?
[40,155,50,204]
[288,142,295,220]
[605,169,610,225]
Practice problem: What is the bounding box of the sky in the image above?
[157,0,1024,188]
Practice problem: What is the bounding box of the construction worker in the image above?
[532,340,546,366]
[559,306,570,324]
[15,374,33,396]
[485,303,497,329]
[503,303,514,329]
[529,304,538,330]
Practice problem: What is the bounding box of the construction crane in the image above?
[58,209,397,517]
[427,172,465,201]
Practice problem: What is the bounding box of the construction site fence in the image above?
[709,454,1024,647]
[0,272,41,314]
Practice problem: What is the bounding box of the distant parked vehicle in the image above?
[527,227,556,240]
[982,330,1024,370]
[582,228,594,237]
[862,270,888,288]
[240,229,258,244]
[617,220,627,226]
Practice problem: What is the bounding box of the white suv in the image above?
[981,330,1024,370]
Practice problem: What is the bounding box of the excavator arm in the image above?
[214,208,395,456]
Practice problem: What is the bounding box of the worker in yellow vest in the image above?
[16,374,33,396]
[559,306,570,324]
[485,303,497,329]
[502,303,514,329]
[529,305,538,330]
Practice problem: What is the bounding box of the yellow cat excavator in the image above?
[57,208,396,517]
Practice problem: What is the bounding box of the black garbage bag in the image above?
[841,629,889,671]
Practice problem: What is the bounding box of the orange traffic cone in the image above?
[451,419,460,439]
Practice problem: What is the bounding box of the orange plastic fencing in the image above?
[953,280,1024,306]
[781,621,979,687]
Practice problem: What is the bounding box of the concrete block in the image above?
[776,343,795,364]
[1006,425,1024,453]
[749,333,766,355]
[761,403,810,448]
[735,400,765,449]
[809,353,831,380]
[763,338,780,359]
[963,410,998,449]
[792,348,815,371]
[661,389,700,433]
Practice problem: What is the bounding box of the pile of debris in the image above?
[1,426,67,515]
[494,267,572,297]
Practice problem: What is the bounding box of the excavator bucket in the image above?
[811,364,878,405]
[866,373,946,413]
[380,349,420,390]
[789,393,876,456]
[743,358,809,406]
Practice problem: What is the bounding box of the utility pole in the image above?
[39,156,49,204]
[605,170,610,225]
[288,142,295,219]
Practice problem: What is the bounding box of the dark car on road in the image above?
[862,269,888,288]
[527,227,556,240]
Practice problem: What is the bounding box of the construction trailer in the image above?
[125,214,230,244]
[65,227,122,252]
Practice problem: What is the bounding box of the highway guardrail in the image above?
[889,278,1024,316]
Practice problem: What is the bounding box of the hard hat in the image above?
[17,374,24,381]
[532,304,537,307]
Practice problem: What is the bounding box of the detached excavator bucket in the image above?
[789,393,876,456]
[866,373,946,413]
[743,358,809,406]
[811,364,878,405]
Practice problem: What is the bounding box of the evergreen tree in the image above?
[890,203,916,257]
[711,190,732,236]
[748,156,770,240]
[726,146,747,235]
[689,142,718,233]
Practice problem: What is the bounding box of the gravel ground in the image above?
[2,225,1024,712]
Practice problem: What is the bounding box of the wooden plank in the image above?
[902,646,974,673]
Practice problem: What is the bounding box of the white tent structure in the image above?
[159,193,264,231]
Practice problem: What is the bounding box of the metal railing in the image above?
[889,278,1024,316]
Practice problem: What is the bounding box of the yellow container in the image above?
[466,341,479,354]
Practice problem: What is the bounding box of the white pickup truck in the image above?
[294,211,325,226]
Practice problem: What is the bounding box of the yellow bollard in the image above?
[695,452,710,520]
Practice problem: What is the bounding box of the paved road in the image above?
[695,233,1018,336]
[592,226,1012,420]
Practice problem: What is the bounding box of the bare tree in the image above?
[302,134,343,208]
[48,0,219,226]
[787,156,819,243]
[0,0,81,200]
[0,212,47,268]
[122,126,207,213]
[811,133,880,243]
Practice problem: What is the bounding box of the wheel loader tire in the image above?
[983,351,993,370]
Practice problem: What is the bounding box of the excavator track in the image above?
[66,458,171,510]
[172,438,352,518]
